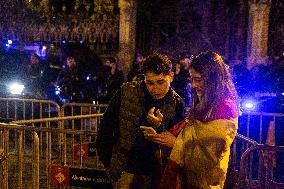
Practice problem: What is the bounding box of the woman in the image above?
[145,51,238,189]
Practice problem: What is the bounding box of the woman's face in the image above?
[189,69,205,99]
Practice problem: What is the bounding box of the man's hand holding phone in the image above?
[140,126,157,135]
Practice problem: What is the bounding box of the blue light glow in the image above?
[9,82,25,95]
[7,40,12,44]
[55,86,60,95]
[244,102,254,109]
[86,74,92,81]
[242,99,257,111]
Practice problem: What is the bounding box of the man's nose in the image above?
[192,81,198,88]
[151,84,160,91]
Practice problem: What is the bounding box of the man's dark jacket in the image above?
[96,81,184,181]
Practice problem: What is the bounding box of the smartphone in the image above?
[140,126,157,135]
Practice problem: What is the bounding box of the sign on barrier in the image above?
[50,165,70,186]
[73,143,89,160]
[73,142,97,160]
[50,165,113,188]
[70,168,112,188]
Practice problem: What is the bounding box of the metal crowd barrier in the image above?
[238,112,284,144]
[60,103,108,137]
[227,111,284,188]
[0,98,61,122]
[0,123,40,189]
[2,98,284,188]
[238,144,284,189]
[11,114,107,189]
[61,103,108,116]
[226,134,259,188]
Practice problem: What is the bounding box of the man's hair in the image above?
[189,51,237,120]
[31,53,40,60]
[141,53,172,75]
[179,52,191,60]
[106,56,116,64]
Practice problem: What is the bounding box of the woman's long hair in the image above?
[188,51,237,122]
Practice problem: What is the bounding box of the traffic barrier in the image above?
[11,114,112,188]
[0,123,39,189]
[226,134,258,188]
[238,112,284,144]
[61,103,108,116]
[0,98,61,122]
[238,144,284,189]
[2,98,283,188]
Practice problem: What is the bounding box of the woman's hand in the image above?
[144,131,176,148]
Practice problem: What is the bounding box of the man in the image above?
[56,56,84,103]
[99,56,124,103]
[96,53,185,189]
[172,54,192,108]
[26,53,47,98]
[127,52,145,82]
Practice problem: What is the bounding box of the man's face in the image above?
[145,72,173,99]
[105,59,116,68]
[189,69,205,99]
[67,57,76,68]
[30,55,39,65]
[105,60,111,67]
[136,55,144,63]
[179,58,190,68]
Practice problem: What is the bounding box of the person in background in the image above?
[172,53,192,109]
[96,53,185,189]
[25,53,47,98]
[145,51,238,189]
[250,64,269,92]
[127,52,145,82]
[232,63,252,96]
[99,56,124,103]
[56,55,84,103]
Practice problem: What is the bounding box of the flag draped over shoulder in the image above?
[159,99,238,189]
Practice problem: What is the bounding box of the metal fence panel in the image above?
[61,103,108,116]
[0,123,39,189]
[238,145,284,189]
[11,114,109,189]
[238,112,284,145]
[0,98,61,122]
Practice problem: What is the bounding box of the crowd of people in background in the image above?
[15,49,123,104]
[54,51,192,107]
[9,47,282,109]
[232,55,284,96]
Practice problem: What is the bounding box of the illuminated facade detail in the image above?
[247,0,271,69]
[0,0,119,53]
